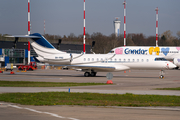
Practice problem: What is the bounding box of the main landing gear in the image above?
[84,72,97,77]
[159,70,164,79]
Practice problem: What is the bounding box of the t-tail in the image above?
[28,33,66,58]
[6,33,67,62]
[6,33,81,64]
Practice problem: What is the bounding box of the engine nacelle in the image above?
[173,58,180,67]
[44,54,72,65]
[114,65,130,71]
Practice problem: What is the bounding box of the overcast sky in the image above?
[0,0,179,37]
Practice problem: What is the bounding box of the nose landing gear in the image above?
[159,70,165,79]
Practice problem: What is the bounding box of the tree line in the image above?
[0,30,180,53]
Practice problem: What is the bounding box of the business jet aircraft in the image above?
[109,46,180,69]
[7,33,176,78]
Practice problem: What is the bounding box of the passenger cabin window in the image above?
[137,59,139,62]
[155,58,167,61]
[97,58,99,61]
[142,59,144,62]
[92,58,94,61]
[88,58,90,61]
[109,51,114,53]
[132,59,135,62]
[128,59,130,62]
[147,59,149,62]
[124,59,126,62]
[119,59,121,62]
[84,58,86,61]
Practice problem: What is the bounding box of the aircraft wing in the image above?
[69,64,115,72]
[64,64,130,72]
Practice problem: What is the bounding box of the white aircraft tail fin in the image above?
[7,33,66,58]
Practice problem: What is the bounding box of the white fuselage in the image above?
[39,53,175,72]
[109,46,180,67]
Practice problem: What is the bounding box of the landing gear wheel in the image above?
[19,67,23,70]
[91,72,97,77]
[159,75,164,79]
[84,72,90,77]
[29,68,33,71]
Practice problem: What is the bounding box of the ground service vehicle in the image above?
[18,62,37,71]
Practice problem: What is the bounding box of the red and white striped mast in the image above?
[123,0,126,47]
[155,7,159,47]
[28,0,30,35]
[83,0,86,54]
[28,0,31,64]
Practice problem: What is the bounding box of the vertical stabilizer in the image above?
[29,33,66,57]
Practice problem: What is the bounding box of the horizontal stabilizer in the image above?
[6,35,41,38]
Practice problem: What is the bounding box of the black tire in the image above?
[19,67,23,70]
[160,75,164,79]
[28,68,33,71]
[84,72,90,77]
[91,72,97,77]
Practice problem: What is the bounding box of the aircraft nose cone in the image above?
[168,63,177,69]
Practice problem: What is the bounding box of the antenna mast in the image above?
[83,0,86,54]
[28,0,31,64]
[123,0,126,47]
[155,7,159,47]
[28,0,30,35]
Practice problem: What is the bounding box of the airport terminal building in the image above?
[0,41,91,67]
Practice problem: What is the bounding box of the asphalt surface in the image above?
[0,69,180,120]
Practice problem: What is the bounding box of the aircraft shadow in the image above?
[4,71,161,79]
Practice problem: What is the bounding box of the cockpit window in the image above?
[109,51,114,53]
[155,58,167,61]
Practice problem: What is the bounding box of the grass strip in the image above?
[156,87,180,90]
[0,81,106,87]
[0,92,180,106]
